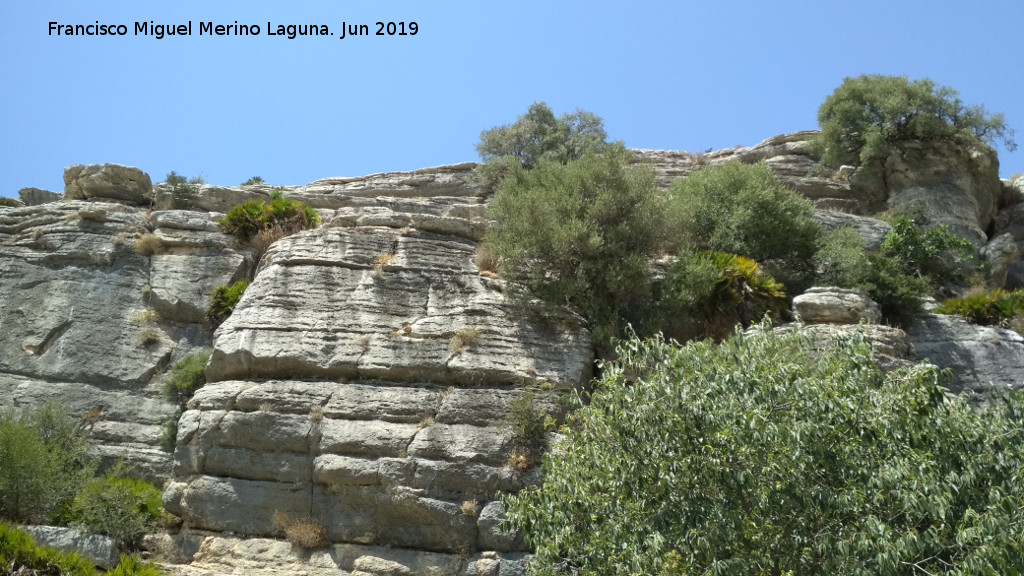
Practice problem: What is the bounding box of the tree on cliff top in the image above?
[815,75,1016,168]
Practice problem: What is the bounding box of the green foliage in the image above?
[814,227,873,288]
[503,392,549,469]
[667,161,821,291]
[220,195,319,241]
[0,403,94,524]
[881,217,977,284]
[0,522,97,576]
[859,252,930,324]
[476,102,609,189]
[1,524,165,575]
[165,171,204,209]
[936,288,1024,328]
[207,280,249,327]
[66,463,163,549]
[503,326,1024,575]
[162,351,210,410]
[241,176,265,186]
[0,198,22,208]
[484,145,665,344]
[815,75,1017,168]
[661,251,787,339]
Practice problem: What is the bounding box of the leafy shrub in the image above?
[661,251,787,339]
[936,288,1024,328]
[503,392,549,471]
[485,145,665,345]
[815,75,1016,168]
[859,253,930,324]
[503,326,1024,575]
[0,403,94,524]
[207,280,249,327]
[162,351,210,410]
[477,102,608,170]
[666,161,821,291]
[165,171,204,209]
[814,226,872,288]
[66,463,164,549]
[881,217,977,286]
[220,194,319,241]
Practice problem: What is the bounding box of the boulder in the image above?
[907,313,1024,396]
[813,210,892,252]
[20,525,120,569]
[981,233,1019,288]
[18,187,61,205]
[793,287,882,325]
[63,164,153,205]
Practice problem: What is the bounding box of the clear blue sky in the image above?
[2,1,1022,198]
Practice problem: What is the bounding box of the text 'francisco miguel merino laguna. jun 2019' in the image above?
[48,20,419,40]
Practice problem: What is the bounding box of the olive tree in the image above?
[815,74,1016,168]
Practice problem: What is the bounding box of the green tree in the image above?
[815,75,1016,168]
[667,161,822,291]
[485,145,665,344]
[0,403,94,524]
[503,326,1024,575]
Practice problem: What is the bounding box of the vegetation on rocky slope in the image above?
[504,325,1024,574]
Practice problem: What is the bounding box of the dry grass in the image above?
[136,327,163,347]
[505,449,532,474]
[478,270,500,280]
[134,233,163,256]
[474,245,498,273]
[449,327,482,355]
[375,252,396,267]
[249,225,287,264]
[357,335,371,353]
[309,405,324,422]
[130,309,160,325]
[460,500,480,517]
[417,415,435,431]
[272,512,329,550]
[80,408,103,425]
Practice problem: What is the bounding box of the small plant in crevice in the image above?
[129,309,160,325]
[272,512,329,550]
[135,327,163,347]
[308,405,324,423]
[133,234,163,256]
[207,280,250,328]
[502,391,550,472]
[160,351,210,452]
[449,327,482,355]
[935,288,1024,333]
[460,500,480,517]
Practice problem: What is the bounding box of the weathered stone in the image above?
[981,233,1019,288]
[477,501,526,553]
[64,164,153,205]
[407,424,508,465]
[813,210,892,252]
[150,252,248,323]
[21,525,120,569]
[793,287,882,325]
[18,187,61,205]
[178,475,313,535]
[907,313,1024,396]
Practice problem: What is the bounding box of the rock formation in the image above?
[1,130,1023,574]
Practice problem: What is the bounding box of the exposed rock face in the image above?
[793,287,882,325]
[165,198,592,557]
[0,201,244,480]
[64,164,153,205]
[18,187,61,205]
[21,525,121,569]
[812,210,892,252]
[906,313,1024,396]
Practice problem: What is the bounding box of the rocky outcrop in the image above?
[164,198,592,559]
[0,201,244,480]
[64,164,153,205]
[812,210,892,252]
[793,287,882,325]
[906,313,1024,396]
[18,187,62,205]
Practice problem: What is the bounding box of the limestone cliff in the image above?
[1,131,1022,575]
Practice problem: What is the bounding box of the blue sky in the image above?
[2,1,1022,197]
